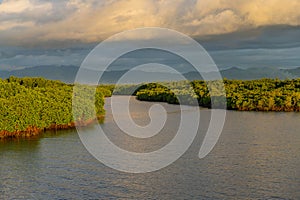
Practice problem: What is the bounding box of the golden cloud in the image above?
[0,0,299,45]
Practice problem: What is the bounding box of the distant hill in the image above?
[221,67,297,80]
[1,65,299,83]
[184,67,299,80]
[0,65,185,84]
[0,65,78,83]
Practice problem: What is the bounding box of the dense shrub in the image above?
[134,79,300,111]
[0,77,109,134]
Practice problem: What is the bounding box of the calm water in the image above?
[1,96,299,199]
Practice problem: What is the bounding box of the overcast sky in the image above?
[0,0,299,70]
[0,0,300,46]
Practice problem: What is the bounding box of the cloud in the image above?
[0,0,299,46]
[0,45,93,70]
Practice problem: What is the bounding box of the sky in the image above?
[0,0,300,46]
[0,0,300,71]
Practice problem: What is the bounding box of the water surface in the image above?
[1,96,299,199]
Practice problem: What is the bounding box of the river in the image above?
[0,96,299,199]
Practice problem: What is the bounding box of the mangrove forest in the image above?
[0,76,112,138]
[1,76,300,139]
[133,79,300,111]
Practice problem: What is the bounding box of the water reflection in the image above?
[0,97,299,199]
[0,137,41,199]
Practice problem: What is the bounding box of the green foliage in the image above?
[112,84,143,95]
[1,76,299,135]
[97,84,115,97]
[0,77,109,133]
[134,79,300,111]
[222,79,300,111]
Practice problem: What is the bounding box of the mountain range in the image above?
[1,65,299,84]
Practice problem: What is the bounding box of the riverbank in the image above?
[128,79,300,112]
[1,77,300,139]
[0,77,110,139]
[0,115,105,139]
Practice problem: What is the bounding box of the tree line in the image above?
[1,77,299,138]
[132,79,300,111]
[0,76,111,138]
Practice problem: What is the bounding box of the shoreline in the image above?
[0,115,104,139]
[133,95,300,112]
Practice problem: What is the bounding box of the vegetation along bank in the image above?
[0,77,112,139]
[1,77,299,139]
